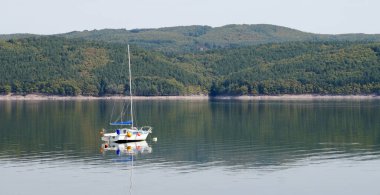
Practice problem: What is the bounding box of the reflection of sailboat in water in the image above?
[100,141,152,156]
[100,141,152,194]
[101,45,152,142]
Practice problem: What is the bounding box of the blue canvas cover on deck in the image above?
[110,121,132,125]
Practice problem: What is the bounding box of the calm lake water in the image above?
[1,99,380,195]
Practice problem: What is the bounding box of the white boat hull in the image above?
[101,127,151,142]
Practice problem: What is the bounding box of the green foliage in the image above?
[131,77,185,96]
[0,84,11,94]
[0,36,202,96]
[205,42,380,95]
[58,25,380,53]
[1,36,380,96]
[4,24,380,54]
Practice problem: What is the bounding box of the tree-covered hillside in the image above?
[199,42,380,95]
[59,24,380,53]
[0,37,208,96]
[2,24,380,53]
[1,36,380,96]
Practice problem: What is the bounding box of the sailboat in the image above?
[101,45,152,142]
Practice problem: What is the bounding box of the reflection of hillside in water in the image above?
[147,100,380,170]
[0,100,379,170]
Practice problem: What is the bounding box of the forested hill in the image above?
[1,36,380,96]
[2,24,380,53]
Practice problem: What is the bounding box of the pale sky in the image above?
[1,0,379,35]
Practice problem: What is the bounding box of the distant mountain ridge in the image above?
[1,24,380,53]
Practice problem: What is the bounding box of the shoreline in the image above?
[0,94,379,101]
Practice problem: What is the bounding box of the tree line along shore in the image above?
[1,26,380,97]
[1,94,379,101]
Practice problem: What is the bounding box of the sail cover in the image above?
[110,121,132,125]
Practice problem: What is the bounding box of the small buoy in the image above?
[127,132,132,137]
[152,137,157,142]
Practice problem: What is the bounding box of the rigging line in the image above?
[120,97,129,122]
[111,99,128,124]
[119,46,130,123]
[115,96,131,123]
[121,103,129,121]
[109,99,117,124]
[120,100,126,122]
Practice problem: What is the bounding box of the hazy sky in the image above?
[1,0,379,35]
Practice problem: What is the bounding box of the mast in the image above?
[128,45,134,128]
